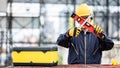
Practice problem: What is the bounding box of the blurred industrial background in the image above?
[0,0,120,66]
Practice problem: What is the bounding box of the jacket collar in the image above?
[81,28,91,34]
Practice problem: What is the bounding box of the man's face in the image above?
[81,16,91,28]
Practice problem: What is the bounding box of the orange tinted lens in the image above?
[81,16,88,19]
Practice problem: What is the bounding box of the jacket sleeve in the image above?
[56,33,71,48]
[99,34,114,51]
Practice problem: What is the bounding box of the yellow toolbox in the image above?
[12,46,58,66]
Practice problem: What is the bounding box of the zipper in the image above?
[84,31,86,64]
[93,47,99,55]
[71,43,79,55]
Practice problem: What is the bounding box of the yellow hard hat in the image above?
[75,3,94,25]
[75,3,92,17]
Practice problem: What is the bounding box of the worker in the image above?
[57,3,114,64]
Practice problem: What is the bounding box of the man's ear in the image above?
[90,17,94,25]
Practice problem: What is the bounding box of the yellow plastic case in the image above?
[12,46,58,66]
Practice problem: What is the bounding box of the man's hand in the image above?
[66,27,82,37]
[94,25,103,34]
[94,25,105,39]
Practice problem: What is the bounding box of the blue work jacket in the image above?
[57,30,114,64]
